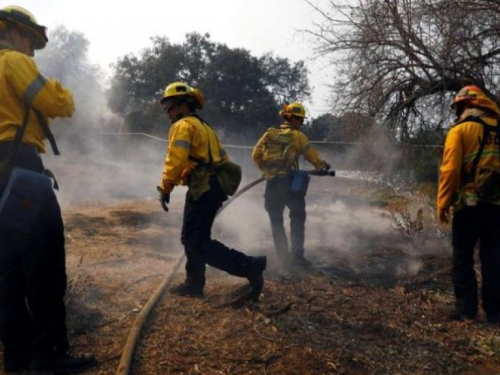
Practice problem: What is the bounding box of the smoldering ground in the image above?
[33,26,442,291]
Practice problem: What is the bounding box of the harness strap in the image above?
[34,109,60,155]
[455,115,500,182]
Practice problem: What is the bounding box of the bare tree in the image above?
[306,0,500,140]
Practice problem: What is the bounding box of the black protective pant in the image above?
[452,203,500,318]
[264,175,306,261]
[0,142,69,364]
[180,175,255,291]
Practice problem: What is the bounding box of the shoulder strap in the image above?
[459,116,498,179]
[33,109,60,155]
[5,102,32,166]
[187,114,215,166]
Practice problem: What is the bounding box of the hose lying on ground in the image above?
[116,169,335,375]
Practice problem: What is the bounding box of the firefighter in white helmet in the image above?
[252,102,330,269]
[158,81,267,301]
[0,6,95,373]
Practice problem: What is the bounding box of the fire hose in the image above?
[116,169,335,375]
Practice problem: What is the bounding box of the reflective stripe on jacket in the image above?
[0,48,74,153]
[252,122,325,179]
[160,115,229,190]
[438,110,500,212]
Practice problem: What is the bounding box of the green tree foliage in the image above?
[303,113,341,141]
[304,112,373,142]
[108,33,310,141]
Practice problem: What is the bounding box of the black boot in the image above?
[3,347,31,374]
[290,254,312,268]
[247,256,267,301]
[170,283,204,298]
[486,312,500,324]
[31,351,96,374]
[449,300,477,321]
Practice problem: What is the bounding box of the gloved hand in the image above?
[157,186,171,212]
[438,207,449,224]
[321,161,331,172]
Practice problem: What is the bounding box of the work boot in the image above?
[31,351,96,373]
[486,312,500,324]
[170,283,204,298]
[447,308,477,322]
[247,256,267,301]
[290,254,312,268]
[3,348,31,374]
[449,300,477,322]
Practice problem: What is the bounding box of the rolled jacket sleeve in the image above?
[299,133,325,169]
[437,127,463,212]
[8,52,74,118]
[160,120,193,189]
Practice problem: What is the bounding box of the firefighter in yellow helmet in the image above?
[0,6,96,373]
[438,85,500,323]
[252,102,330,268]
[158,81,266,300]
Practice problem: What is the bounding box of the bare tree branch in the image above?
[306,0,500,140]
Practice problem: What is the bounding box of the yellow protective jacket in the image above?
[438,108,500,214]
[0,47,74,153]
[160,114,229,191]
[252,122,326,179]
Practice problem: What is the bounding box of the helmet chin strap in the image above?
[455,103,468,119]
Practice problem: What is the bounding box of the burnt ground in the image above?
[1,177,500,375]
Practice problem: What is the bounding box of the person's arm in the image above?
[252,131,268,170]
[437,127,463,223]
[8,52,74,117]
[299,132,328,170]
[159,121,193,193]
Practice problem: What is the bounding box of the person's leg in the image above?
[179,190,212,295]
[478,204,500,322]
[288,193,307,264]
[0,231,32,373]
[451,206,480,319]
[27,196,96,372]
[24,196,68,356]
[264,177,289,265]
[0,145,51,372]
[180,176,266,300]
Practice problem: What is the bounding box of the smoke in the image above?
[212,129,440,282]
[31,26,172,206]
[28,27,439,286]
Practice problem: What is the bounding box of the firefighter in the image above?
[252,102,330,268]
[157,81,267,300]
[0,6,96,373]
[438,85,500,323]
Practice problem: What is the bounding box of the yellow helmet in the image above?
[279,102,306,118]
[451,85,500,115]
[0,6,48,49]
[159,81,204,109]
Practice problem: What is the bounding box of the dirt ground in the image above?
[2,176,500,375]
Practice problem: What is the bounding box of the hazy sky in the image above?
[14,0,335,117]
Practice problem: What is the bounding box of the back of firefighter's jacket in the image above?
[438,115,500,211]
[160,115,229,190]
[0,47,74,153]
[252,123,324,179]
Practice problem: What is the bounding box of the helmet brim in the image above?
[0,11,47,49]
